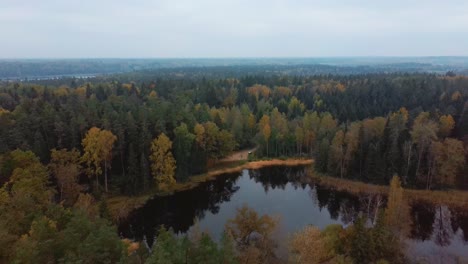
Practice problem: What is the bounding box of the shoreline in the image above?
[308,171,468,208]
[109,159,468,223]
[108,158,313,222]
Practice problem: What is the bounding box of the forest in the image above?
[2,57,467,80]
[0,67,467,263]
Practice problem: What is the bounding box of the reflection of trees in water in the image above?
[312,184,331,210]
[360,193,385,225]
[120,166,310,246]
[432,205,454,247]
[311,184,361,225]
[327,192,343,220]
[340,199,359,224]
[450,209,468,243]
[410,202,468,246]
[120,165,468,248]
[119,171,242,246]
[248,165,308,192]
[410,202,435,241]
[311,187,468,247]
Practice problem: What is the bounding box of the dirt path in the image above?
[220,147,257,162]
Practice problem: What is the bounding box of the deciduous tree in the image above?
[49,148,82,206]
[289,226,326,264]
[385,175,409,239]
[225,205,277,262]
[438,114,455,138]
[150,133,176,191]
[81,127,117,192]
[430,138,465,188]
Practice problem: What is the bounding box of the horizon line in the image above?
[1,55,468,60]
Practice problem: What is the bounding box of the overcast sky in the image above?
[1,0,468,58]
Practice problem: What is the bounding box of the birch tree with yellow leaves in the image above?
[150,133,176,191]
[81,127,117,192]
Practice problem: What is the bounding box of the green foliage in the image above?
[146,227,238,264]
[146,227,188,264]
[343,213,403,264]
[289,218,403,264]
[1,73,467,192]
[12,216,61,264]
[430,138,466,188]
[198,122,236,160]
[321,224,345,257]
[8,208,125,264]
[347,217,373,263]
[0,150,54,247]
[99,196,112,221]
[173,123,196,180]
[218,232,238,264]
[0,150,125,263]
[190,233,222,264]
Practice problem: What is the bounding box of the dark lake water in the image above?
[119,165,468,263]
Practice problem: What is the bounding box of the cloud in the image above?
[1,0,468,57]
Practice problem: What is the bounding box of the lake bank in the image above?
[308,171,468,208]
[119,164,468,263]
[107,157,313,222]
[109,157,468,225]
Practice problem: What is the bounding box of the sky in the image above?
[1,0,468,58]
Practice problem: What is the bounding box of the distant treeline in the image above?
[2,58,468,79]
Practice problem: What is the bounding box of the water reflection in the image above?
[247,165,308,192]
[313,184,361,225]
[411,202,435,241]
[407,202,468,262]
[120,171,242,245]
[410,202,468,247]
[119,165,468,260]
[433,205,454,247]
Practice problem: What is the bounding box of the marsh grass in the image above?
[107,194,152,223]
[308,170,468,209]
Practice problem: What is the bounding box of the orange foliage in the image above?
[247,85,271,100]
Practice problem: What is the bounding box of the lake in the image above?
[119,165,468,263]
